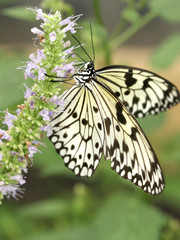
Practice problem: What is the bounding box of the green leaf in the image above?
[1,6,35,22]
[150,33,180,68]
[150,0,180,23]
[93,193,167,240]
[19,199,69,219]
[122,8,140,23]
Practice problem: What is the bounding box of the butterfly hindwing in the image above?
[96,66,180,118]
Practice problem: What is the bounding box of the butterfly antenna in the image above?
[66,52,86,63]
[72,35,92,62]
[90,22,95,62]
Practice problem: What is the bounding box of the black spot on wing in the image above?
[82,118,88,125]
[93,106,98,113]
[115,91,120,97]
[143,78,151,89]
[109,139,119,157]
[115,102,127,125]
[116,125,120,132]
[71,144,75,150]
[123,141,129,153]
[72,112,77,118]
[124,90,130,95]
[125,70,137,87]
[98,123,102,130]
[133,96,139,104]
[105,117,111,135]
[95,142,99,148]
[63,133,68,138]
[131,127,137,141]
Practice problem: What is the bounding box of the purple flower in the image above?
[53,62,75,77]
[29,53,37,63]
[36,8,45,21]
[16,109,21,115]
[49,31,57,42]
[24,84,32,99]
[63,46,75,55]
[0,153,2,161]
[60,17,72,26]
[61,15,82,34]
[37,49,45,61]
[23,50,46,81]
[0,184,24,199]
[31,27,44,36]
[24,62,37,79]
[0,129,11,141]
[29,100,35,109]
[11,175,26,185]
[50,95,64,106]
[62,22,77,34]
[63,41,71,48]
[28,146,41,158]
[10,151,18,156]
[39,109,53,121]
[38,68,46,81]
[41,125,53,137]
[3,111,16,129]
[62,62,75,74]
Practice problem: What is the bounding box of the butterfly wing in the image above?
[90,79,165,195]
[49,79,165,195]
[96,65,180,118]
[49,84,105,177]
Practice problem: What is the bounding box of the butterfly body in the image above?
[49,60,180,195]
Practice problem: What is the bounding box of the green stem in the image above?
[93,0,104,26]
[111,10,157,50]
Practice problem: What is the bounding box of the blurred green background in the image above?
[0,0,180,239]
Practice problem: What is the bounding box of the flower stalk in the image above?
[0,8,80,203]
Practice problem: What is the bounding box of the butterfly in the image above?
[48,35,180,195]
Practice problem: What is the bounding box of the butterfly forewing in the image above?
[96,66,180,118]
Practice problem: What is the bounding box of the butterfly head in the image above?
[74,61,96,84]
[84,61,94,71]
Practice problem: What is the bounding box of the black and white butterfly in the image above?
[48,36,180,195]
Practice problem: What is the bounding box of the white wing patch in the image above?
[96,66,180,118]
